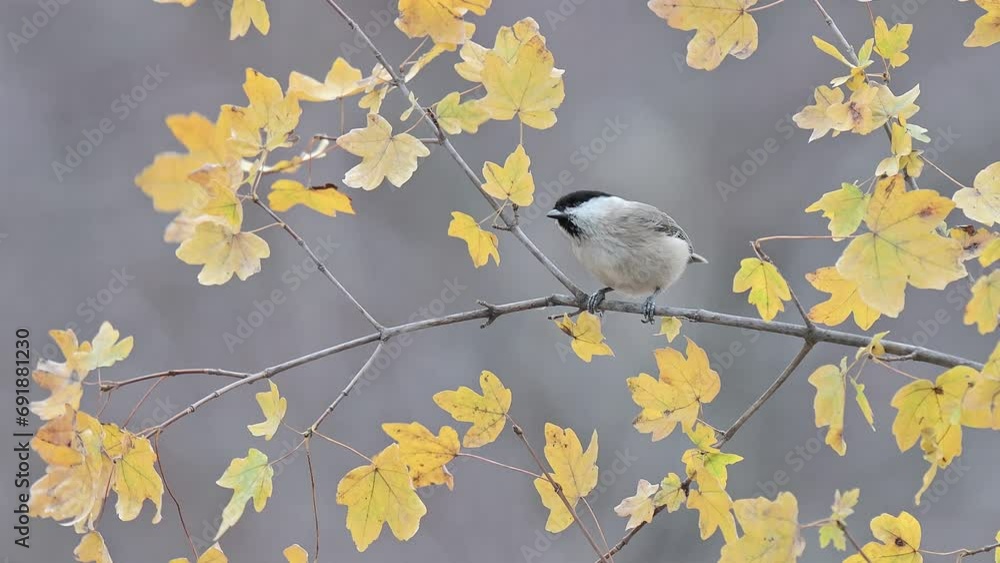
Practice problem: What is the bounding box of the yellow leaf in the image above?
[963,343,1000,429]
[32,406,83,466]
[812,35,851,66]
[682,424,743,488]
[614,479,659,530]
[78,321,133,373]
[954,161,1000,226]
[447,211,500,268]
[176,222,270,285]
[214,448,274,540]
[288,57,363,102]
[247,381,287,441]
[806,267,881,330]
[793,86,846,142]
[101,424,164,524]
[648,0,758,71]
[433,370,511,447]
[874,16,912,67]
[187,162,244,231]
[950,225,998,262]
[532,423,598,533]
[230,0,269,40]
[480,35,565,129]
[336,443,427,552]
[965,271,1000,333]
[852,377,876,430]
[554,312,614,362]
[825,82,880,135]
[891,367,976,452]
[686,472,737,542]
[720,492,804,563]
[30,360,83,421]
[657,316,682,342]
[627,338,720,440]
[805,182,870,239]
[964,0,1000,47]
[733,257,791,321]
[382,422,460,489]
[135,153,209,213]
[169,543,228,563]
[837,174,966,316]
[240,68,302,151]
[268,180,354,217]
[915,423,963,505]
[454,18,553,82]
[283,544,308,563]
[845,512,922,563]
[482,144,535,206]
[819,488,860,551]
[434,91,490,135]
[653,472,686,512]
[337,114,430,190]
[395,0,490,45]
[74,532,112,563]
[982,238,1000,267]
[808,363,847,455]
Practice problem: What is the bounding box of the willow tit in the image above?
[546,190,707,323]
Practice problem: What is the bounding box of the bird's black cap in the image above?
[551,190,612,211]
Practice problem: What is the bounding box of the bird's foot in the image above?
[586,288,612,315]
[641,295,657,324]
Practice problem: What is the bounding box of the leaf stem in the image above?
[457,452,541,478]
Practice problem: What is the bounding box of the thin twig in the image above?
[581,497,614,563]
[305,441,321,563]
[307,341,385,433]
[153,431,198,562]
[122,377,166,429]
[99,369,249,391]
[508,416,611,563]
[839,521,873,563]
[310,429,372,463]
[457,453,541,479]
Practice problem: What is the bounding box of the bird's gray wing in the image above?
[628,202,692,246]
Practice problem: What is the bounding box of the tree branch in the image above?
[307,341,385,433]
[319,0,585,299]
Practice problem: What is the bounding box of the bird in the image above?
[546,190,707,324]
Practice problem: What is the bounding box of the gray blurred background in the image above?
[2,0,998,561]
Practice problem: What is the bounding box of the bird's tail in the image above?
[689,253,708,264]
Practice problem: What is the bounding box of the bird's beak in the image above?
[546,210,567,219]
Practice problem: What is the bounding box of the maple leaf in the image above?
[288,57,363,102]
[806,182,870,240]
[808,361,847,455]
[268,180,354,217]
[283,545,308,563]
[169,543,228,563]
[482,144,535,206]
[818,488,860,551]
[657,316,682,342]
[383,422,460,489]
[807,267,882,331]
[845,512,923,563]
[29,410,111,533]
[720,492,804,563]
[214,448,274,540]
[80,321,133,371]
[837,174,967,316]
[954,161,1000,226]
[187,162,244,231]
[176,222,270,285]
[433,370,511,447]
[455,18,557,82]
[963,342,1000,430]
[614,479,659,530]
[337,443,427,552]
[480,35,565,129]
[874,16,913,67]
[240,69,302,152]
[891,367,975,452]
[950,225,998,262]
[247,381,287,441]
[395,0,490,45]
[647,0,759,71]
[653,473,686,512]
[99,424,164,525]
[230,0,269,40]
[686,472,737,542]
[448,211,500,268]
[877,122,924,178]
[554,312,614,362]
[983,238,1000,267]
[733,257,791,321]
[964,0,1000,47]
[74,532,112,563]
[813,36,874,91]
[337,114,430,190]
[32,406,83,466]
[136,153,210,213]
[30,360,84,421]
[532,423,599,533]
[434,91,490,135]
[682,424,743,488]
[915,422,964,505]
[965,271,1000,333]
[852,376,876,430]
[627,338,720,440]
[794,85,847,142]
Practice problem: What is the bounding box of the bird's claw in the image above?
[641,297,657,324]
[586,290,609,315]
